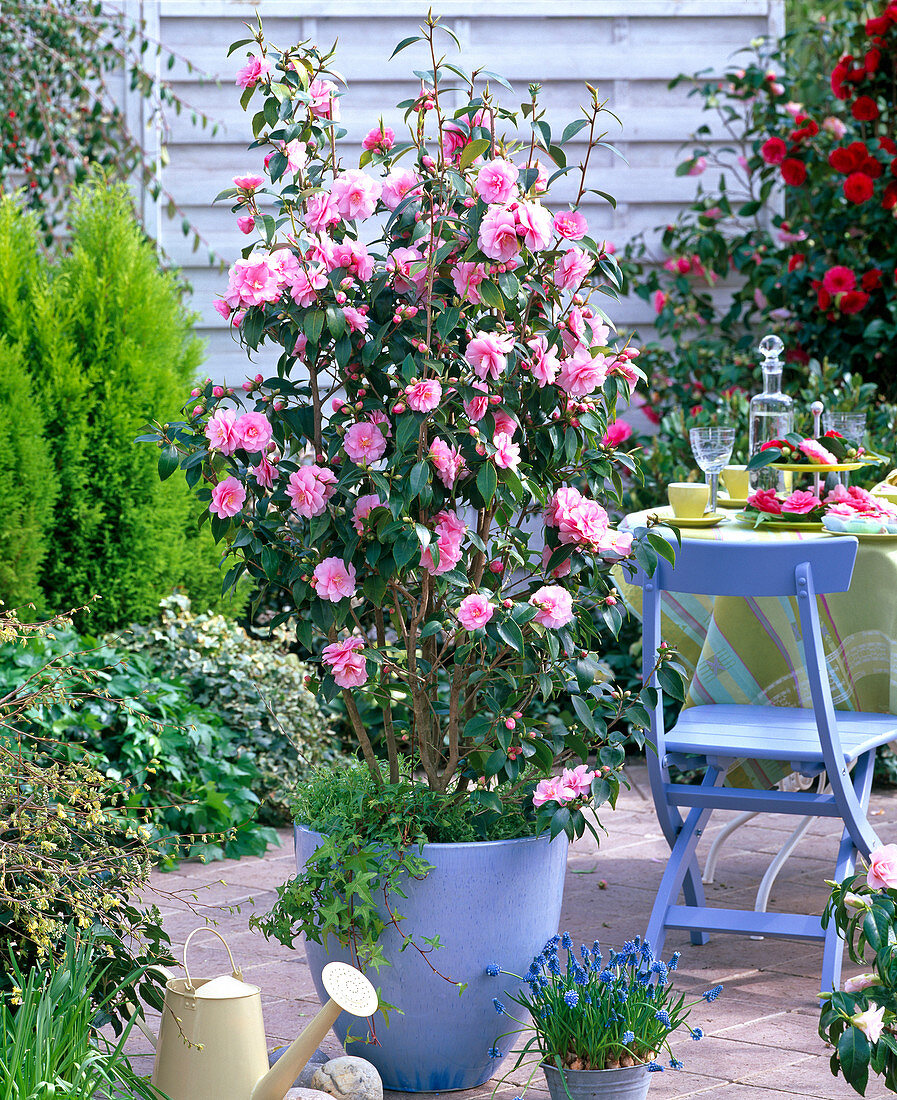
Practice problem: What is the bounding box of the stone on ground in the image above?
[311,1056,383,1100]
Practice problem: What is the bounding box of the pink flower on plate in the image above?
[309,77,340,120]
[747,488,783,515]
[558,345,609,397]
[235,55,272,89]
[304,192,341,232]
[363,125,395,151]
[478,205,520,262]
[451,261,487,304]
[466,330,515,380]
[558,499,610,550]
[602,420,633,448]
[781,489,822,514]
[381,167,420,211]
[331,169,382,221]
[429,438,466,488]
[463,381,490,423]
[421,509,467,576]
[322,636,368,688]
[457,593,495,631]
[562,763,595,798]
[553,210,588,240]
[868,845,897,890]
[236,411,273,452]
[205,409,241,455]
[475,158,519,204]
[515,201,553,251]
[209,476,246,518]
[352,493,383,536]
[529,585,575,629]
[799,438,838,464]
[492,432,520,470]
[286,465,338,518]
[406,379,443,413]
[527,335,559,388]
[541,545,571,579]
[553,247,593,291]
[344,421,387,466]
[533,776,569,807]
[313,557,357,602]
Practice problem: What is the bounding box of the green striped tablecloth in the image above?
[620,508,897,788]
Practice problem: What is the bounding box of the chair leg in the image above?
[646,767,725,956]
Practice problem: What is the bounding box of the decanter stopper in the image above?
[758,333,784,367]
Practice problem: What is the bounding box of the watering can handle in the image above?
[182,927,243,991]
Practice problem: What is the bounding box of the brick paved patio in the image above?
[128,764,897,1099]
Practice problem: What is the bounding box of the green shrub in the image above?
[121,596,343,823]
[0,185,236,628]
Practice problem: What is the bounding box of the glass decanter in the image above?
[748,333,794,491]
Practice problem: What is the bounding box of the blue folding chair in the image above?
[631,535,897,992]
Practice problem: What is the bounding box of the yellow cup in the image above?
[721,465,750,500]
[667,482,709,518]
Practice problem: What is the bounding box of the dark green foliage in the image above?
[0,185,232,628]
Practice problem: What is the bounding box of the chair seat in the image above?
[667,704,897,765]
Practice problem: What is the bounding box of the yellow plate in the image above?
[823,529,897,541]
[653,511,727,528]
[734,513,824,531]
[717,496,749,509]
[769,462,866,473]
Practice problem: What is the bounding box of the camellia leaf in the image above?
[477,462,498,504]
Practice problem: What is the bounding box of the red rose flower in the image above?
[844,172,874,203]
[865,158,884,180]
[852,96,880,122]
[781,158,807,186]
[892,158,897,177]
[831,56,852,100]
[881,137,897,156]
[839,290,870,314]
[865,48,881,74]
[790,120,819,143]
[761,137,788,165]
[817,287,832,310]
[862,268,883,291]
[883,182,897,210]
[829,143,868,174]
[866,15,891,35]
[788,254,805,272]
[823,266,857,294]
[786,347,809,366]
[823,430,844,439]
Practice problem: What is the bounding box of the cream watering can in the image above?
[136,929,379,1100]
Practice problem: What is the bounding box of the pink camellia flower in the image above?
[822,266,856,295]
[531,159,549,193]
[367,410,392,439]
[475,158,519,204]
[237,215,255,234]
[331,169,382,221]
[406,379,443,412]
[313,557,357,602]
[515,201,553,251]
[493,410,517,437]
[236,411,273,452]
[381,167,420,211]
[558,345,610,397]
[213,299,231,320]
[478,204,521,262]
[598,528,634,559]
[343,306,370,334]
[457,593,495,631]
[492,432,520,470]
[235,55,272,89]
[332,240,374,281]
[421,509,467,575]
[224,256,283,309]
[562,763,595,798]
[608,356,640,396]
[344,421,387,466]
[850,1005,886,1044]
[602,420,633,448]
[527,334,559,387]
[554,247,593,291]
[466,330,515,380]
[558,499,610,550]
[533,776,568,807]
[441,120,469,160]
[429,437,466,488]
[308,77,340,120]
[352,493,383,536]
[867,845,897,890]
[209,476,246,518]
[233,174,265,192]
[286,465,337,518]
[322,636,368,689]
[282,138,307,174]
[389,246,428,297]
[304,192,341,232]
[451,261,487,304]
[799,438,838,464]
[205,408,241,455]
[553,210,589,240]
[688,156,707,175]
[363,125,395,152]
[545,486,583,528]
[541,545,571,579]
[529,585,575,629]
[653,290,667,313]
[781,489,822,514]
[287,265,328,308]
[844,974,879,994]
[463,382,490,422]
[250,456,278,489]
[748,488,783,514]
[293,334,308,360]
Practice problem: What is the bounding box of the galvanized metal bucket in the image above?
[542,1061,651,1100]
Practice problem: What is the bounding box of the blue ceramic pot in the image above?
[295,824,568,1092]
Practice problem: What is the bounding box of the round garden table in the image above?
[620,508,897,789]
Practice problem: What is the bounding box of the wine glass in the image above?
[689,427,736,514]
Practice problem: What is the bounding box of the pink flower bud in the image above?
[505,718,516,730]
[512,711,522,719]
[606,595,617,606]
[489,559,504,574]
[273,401,284,411]
[393,402,406,414]
[489,395,502,405]
[213,385,224,398]
[357,388,366,397]
[332,398,343,411]
[255,373,263,383]
[503,599,513,609]
[242,381,253,391]
[475,443,486,456]
[190,388,201,397]
[192,406,203,417]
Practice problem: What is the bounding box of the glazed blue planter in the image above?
[295,824,568,1092]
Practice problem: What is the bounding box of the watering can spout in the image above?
[252,962,379,1100]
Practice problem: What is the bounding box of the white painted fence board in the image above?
[125,0,783,382]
